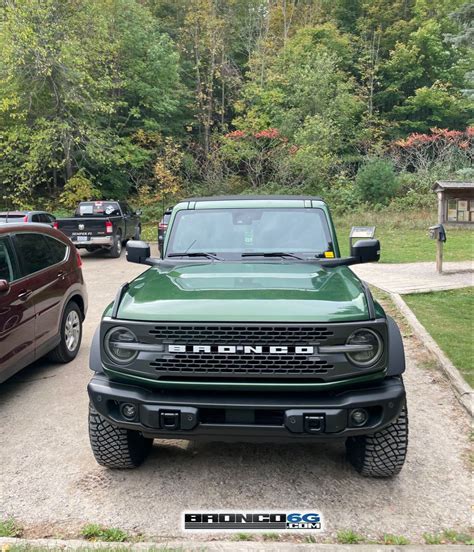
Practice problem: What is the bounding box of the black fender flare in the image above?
[386,314,405,376]
[89,326,104,373]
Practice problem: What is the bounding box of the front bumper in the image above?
[72,236,113,247]
[88,375,405,441]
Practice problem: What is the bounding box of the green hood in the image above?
[116,261,370,322]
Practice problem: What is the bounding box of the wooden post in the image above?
[437,191,444,224]
[436,239,443,273]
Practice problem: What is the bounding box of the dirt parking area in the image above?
[0,248,471,543]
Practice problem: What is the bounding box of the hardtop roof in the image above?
[180,194,325,203]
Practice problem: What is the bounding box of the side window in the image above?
[0,237,20,282]
[14,233,65,275]
[38,214,48,223]
[31,214,40,222]
[43,235,68,265]
[47,214,56,223]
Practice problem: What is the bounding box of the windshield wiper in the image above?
[167,252,223,260]
[241,252,305,260]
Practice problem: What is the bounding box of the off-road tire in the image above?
[48,301,82,363]
[109,232,122,258]
[88,404,153,468]
[346,405,408,477]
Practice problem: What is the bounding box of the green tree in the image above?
[355,158,399,205]
[0,0,183,204]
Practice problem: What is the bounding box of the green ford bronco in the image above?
[88,196,408,477]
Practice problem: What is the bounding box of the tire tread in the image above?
[88,404,152,469]
[346,405,408,477]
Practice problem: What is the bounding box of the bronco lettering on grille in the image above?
[167,344,317,355]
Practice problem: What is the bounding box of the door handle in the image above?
[18,289,32,300]
[57,270,66,279]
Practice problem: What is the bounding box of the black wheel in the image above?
[134,225,141,240]
[88,404,153,468]
[48,301,82,363]
[346,405,408,477]
[109,232,122,258]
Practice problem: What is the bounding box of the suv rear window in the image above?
[14,233,67,275]
[75,202,120,217]
[0,214,25,223]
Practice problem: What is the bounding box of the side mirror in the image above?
[126,240,151,264]
[350,239,380,264]
[0,279,10,293]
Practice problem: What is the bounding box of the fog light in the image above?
[350,408,368,427]
[121,403,137,420]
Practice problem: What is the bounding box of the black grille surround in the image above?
[101,319,388,385]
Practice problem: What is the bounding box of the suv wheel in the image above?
[109,232,122,258]
[48,301,82,363]
[88,404,153,468]
[346,405,408,477]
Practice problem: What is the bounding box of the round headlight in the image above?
[104,327,138,365]
[346,329,383,367]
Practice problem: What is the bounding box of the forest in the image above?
[0,0,472,219]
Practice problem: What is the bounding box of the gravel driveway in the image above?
[0,249,471,543]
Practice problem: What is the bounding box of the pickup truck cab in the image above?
[87,196,407,477]
[55,201,141,258]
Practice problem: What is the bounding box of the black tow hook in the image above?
[159,410,180,430]
[303,414,325,434]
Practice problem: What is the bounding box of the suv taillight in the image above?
[76,250,83,267]
[23,215,28,222]
[105,221,113,234]
[159,223,167,230]
[53,221,59,229]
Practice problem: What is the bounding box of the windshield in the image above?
[75,201,120,217]
[166,208,334,259]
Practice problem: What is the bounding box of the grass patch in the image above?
[142,223,158,242]
[262,532,281,541]
[0,518,23,537]
[383,533,410,545]
[230,532,255,541]
[81,523,129,542]
[423,530,473,545]
[404,288,474,386]
[336,529,364,544]
[335,209,473,263]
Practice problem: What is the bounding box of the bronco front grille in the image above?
[102,320,388,385]
[150,353,333,377]
[149,324,334,344]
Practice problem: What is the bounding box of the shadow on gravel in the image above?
[0,356,61,397]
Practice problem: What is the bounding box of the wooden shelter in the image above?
[432,181,474,225]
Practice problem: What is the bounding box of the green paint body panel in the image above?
[117,262,370,322]
[103,365,386,391]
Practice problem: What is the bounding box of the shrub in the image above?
[59,170,101,210]
[355,158,398,206]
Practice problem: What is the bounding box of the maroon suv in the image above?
[0,223,87,382]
